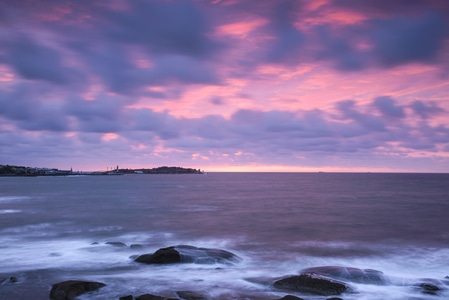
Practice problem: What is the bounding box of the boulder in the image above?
[278,296,305,300]
[105,241,127,247]
[135,294,177,300]
[274,274,349,296]
[135,246,181,264]
[119,296,134,300]
[176,290,209,300]
[0,276,18,284]
[301,266,387,285]
[134,245,240,265]
[49,280,106,300]
[416,282,443,295]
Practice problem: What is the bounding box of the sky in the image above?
[0,0,449,172]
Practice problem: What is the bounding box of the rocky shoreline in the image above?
[2,244,448,300]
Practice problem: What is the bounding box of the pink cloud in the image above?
[0,0,448,172]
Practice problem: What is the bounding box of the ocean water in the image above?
[0,172,448,300]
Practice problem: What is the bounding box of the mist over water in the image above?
[1,173,449,299]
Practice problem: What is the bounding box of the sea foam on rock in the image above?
[300,266,387,285]
[134,245,240,265]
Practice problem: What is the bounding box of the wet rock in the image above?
[326,298,344,300]
[119,296,134,300]
[134,245,240,265]
[0,276,18,284]
[278,295,305,300]
[49,280,106,300]
[301,266,386,285]
[106,241,127,247]
[130,244,144,249]
[274,274,349,296]
[135,294,177,300]
[417,283,442,295]
[135,246,181,264]
[176,290,209,300]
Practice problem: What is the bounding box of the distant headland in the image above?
[0,164,204,176]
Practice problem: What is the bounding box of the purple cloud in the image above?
[373,96,405,119]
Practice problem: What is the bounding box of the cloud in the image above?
[0,83,69,131]
[411,100,446,119]
[101,0,220,58]
[0,35,78,85]
[1,0,448,171]
[369,12,447,67]
[264,0,305,64]
[373,96,405,119]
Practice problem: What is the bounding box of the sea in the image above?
[0,172,448,300]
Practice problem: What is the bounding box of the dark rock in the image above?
[130,244,144,249]
[9,276,18,283]
[134,245,240,265]
[301,266,386,285]
[0,276,18,284]
[326,298,344,300]
[135,246,181,264]
[274,274,349,296]
[135,294,177,300]
[279,295,305,300]
[417,283,442,295]
[106,241,127,247]
[49,280,106,300]
[120,296,134,300]
[176,290,209,300]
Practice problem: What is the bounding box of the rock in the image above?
[274,274,349,296]
[135,246,181,264]
[278,295,305,300]
[120,296,134,300]
[417,283,442,295]
[134,245,240,265]
[135,294,177,300]
[130,244,144,249]
[49,280,106,300]
[0,276,18,284]
[301,266,386,285]
[105,241,127,247]
[176,290,209,300]
[326,298,344,300]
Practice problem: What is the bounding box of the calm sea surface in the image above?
[1,173,449,299]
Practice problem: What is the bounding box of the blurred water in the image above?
[1,173,449,299]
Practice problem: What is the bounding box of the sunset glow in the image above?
[0,0,448,172]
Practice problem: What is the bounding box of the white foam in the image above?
[0,196,30,202]
[0,209,21,214]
